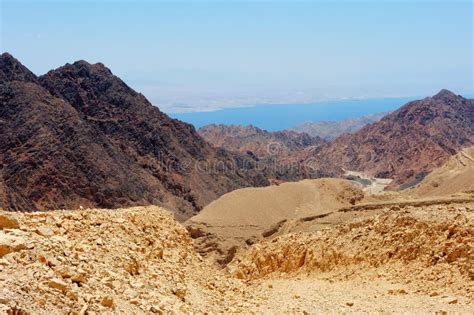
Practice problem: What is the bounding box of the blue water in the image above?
[168,96,416,131]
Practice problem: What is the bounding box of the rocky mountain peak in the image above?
[70,60,113,76]
[1,55,269,217]
[0,52,38,83]
[42,59,115,82]
[313,90,473,188]
[432,89,460,102]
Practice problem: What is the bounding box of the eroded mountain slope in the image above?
[199,124,324,158]
[0,53,268,218]
[291,111,388,140]
[312,90,474,189]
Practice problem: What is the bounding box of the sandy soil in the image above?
[1,201,473,313]
[407,146,474,198]
[345,170,393,194]
[249,277,471,314]
[186,178,364,264]
[189,178,363,227]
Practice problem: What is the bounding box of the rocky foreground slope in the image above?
[0,206,255,313]
[229,200,474,312]
[1,201,473,313]
[231,202,473,294]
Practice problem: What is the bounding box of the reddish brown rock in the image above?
[199,124,324,158]
[312,90,474,189]
[198,124,335,180]
[0,53,268,219]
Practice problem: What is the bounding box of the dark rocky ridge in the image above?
[198,124,325,158]
[291,112,389,140]
[0,53,268,219]
[312,89,474,188]
[198,90,473,189]
[197,124,336,182]
[1,52,471,214]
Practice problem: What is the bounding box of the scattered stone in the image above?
[0,215,19,229]
[35,226,54,237]
[71,273,87,285]
[130,298,140,305]
[0,232,27,258]
[124,288,138,299]
[125,260,140,276]
[66,291,79,301]
[173,287,186,301]
[47,278,68,292]
[100,296,114,308]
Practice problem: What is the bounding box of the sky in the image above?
[1,0,473,113]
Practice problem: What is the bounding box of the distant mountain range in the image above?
[198,124,324,158]
[290,112,389,140]
[197,125,332,181]
[200,90,474,189]
[311,89,474,188]
[1,52,472,216]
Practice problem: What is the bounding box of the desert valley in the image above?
[0,51,473,313]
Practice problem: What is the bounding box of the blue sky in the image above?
[1,0,473,112]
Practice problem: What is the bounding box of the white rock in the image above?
[0,231,27,257]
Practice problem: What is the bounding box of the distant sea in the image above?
[168,96,416,131]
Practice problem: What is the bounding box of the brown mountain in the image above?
[198,124,324,158]
[290,111,389,140]
[0,53,268,219]
[312,90,474,189]
[198,124,334,181]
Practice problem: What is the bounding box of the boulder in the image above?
[0,214,19,229]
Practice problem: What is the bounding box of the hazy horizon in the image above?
[1,1,472,112]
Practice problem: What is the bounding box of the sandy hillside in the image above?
[1,202,473,313]
[407,146,474,198]
[189,178,363,226]
[186,178,364,264]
